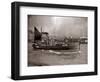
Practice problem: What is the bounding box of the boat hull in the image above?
[33,45,75,50]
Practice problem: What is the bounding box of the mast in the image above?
[41,26,42,33]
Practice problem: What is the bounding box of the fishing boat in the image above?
[32,26,77,50]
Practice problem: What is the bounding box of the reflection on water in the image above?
[28,43,87,66]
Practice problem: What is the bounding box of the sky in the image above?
[28,15,88,38]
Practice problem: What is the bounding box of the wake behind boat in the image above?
[48,50,81,55]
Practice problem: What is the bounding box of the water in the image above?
[28,43,87,66]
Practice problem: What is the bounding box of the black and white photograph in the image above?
[28,15,88,66]
[11,2,97,80]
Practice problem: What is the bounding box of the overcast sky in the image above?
[28,15,88,38]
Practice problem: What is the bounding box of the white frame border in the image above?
[20,6,95,76]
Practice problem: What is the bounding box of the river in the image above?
[28,43,87,66]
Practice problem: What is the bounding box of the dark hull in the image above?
[34,46,75,50]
